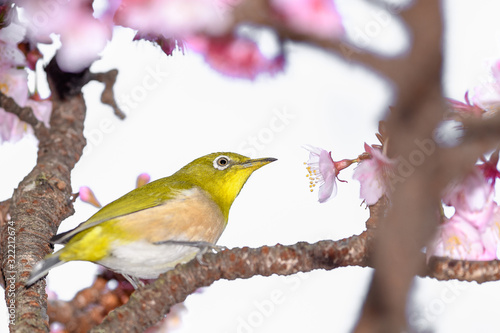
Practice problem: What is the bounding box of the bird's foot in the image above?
[154,240,227,265]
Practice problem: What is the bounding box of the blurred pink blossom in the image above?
[471,59,500,112]
[480,206,500,259]
[0,66,52,142]
[0,68,27,142]
[270,0,344,39]
[442,168,493,218]
[17,0,111,72]
[187,34,284,79]
[0,68,28,106]
[0,20,27,69]
[352,143,395,205]
[446,91,484,116]
[428,214,494,261]
[114,0,232,37]
[478,150,500,186]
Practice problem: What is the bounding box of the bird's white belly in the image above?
[98,239,200,279]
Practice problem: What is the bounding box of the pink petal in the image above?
[318,149,336,179]
[318,173,337,203]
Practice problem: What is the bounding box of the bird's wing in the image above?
[51,177,189,244]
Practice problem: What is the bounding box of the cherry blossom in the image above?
[442,168,493,220]
[304,145,355,203]
[187,34,285,80]
[471,59,500,113]
[429,214,494,261]
[270,0,344,39]
[352,143,395,205]
[17,0,111,72]
[113,0,232,37]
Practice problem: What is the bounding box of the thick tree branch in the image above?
[1,60,121,332]
[2,64,87,332]
[92,233,372,333]
[47,199,500,332]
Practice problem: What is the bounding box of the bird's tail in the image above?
[26,253,64,287]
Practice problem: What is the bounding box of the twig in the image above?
[0,91,49,139]
[90,70,126,119]
[48,276,131,333]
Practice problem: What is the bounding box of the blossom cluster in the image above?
[0,6,51,143]
[304,59,500,261]
[0,0,344,142]
[12,0,343,78]
[305,143,500,261]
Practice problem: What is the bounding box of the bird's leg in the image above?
[153,240,228,265]
[153,240,226,252]
[122,274,144,289]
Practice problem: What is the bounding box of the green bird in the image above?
[27,152,276,287]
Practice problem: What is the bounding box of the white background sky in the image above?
[2,0,500,332]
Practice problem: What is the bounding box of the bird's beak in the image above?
[239,157,277,169]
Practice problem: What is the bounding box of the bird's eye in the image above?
[213,155,231,170]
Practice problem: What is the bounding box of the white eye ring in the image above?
[213,155,231,170]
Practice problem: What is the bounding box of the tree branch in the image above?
[1,61,117,333]
[90,70,126,120]
[48,199,500,332]
[0,91,49,139]
[92,233,372,333]
[2,62,88,332]
[48,276,132,333]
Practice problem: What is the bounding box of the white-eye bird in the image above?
[27,152,276,287]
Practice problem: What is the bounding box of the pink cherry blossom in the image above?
[304,145,337,203]
[56,14,110,73]
[0,68,28,142]
[114,0,232,37]
[442,168,493,218]
[0,68,28,106]
[478,150,500,186]
[187,34,285,80]
[446,91,484,117]
[0,20,27,70]
[471,59,500,112]
[270,0,344,39]
[0,110,26,142]
[428,214,494,261]
[352,143,395,205]
[0,66,52,142]
[17,0,111,73]
[303,145,355,203]
[480,206,500,259]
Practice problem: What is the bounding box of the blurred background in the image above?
[1,0,500,332]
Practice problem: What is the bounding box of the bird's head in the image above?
[173,152,276,218]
